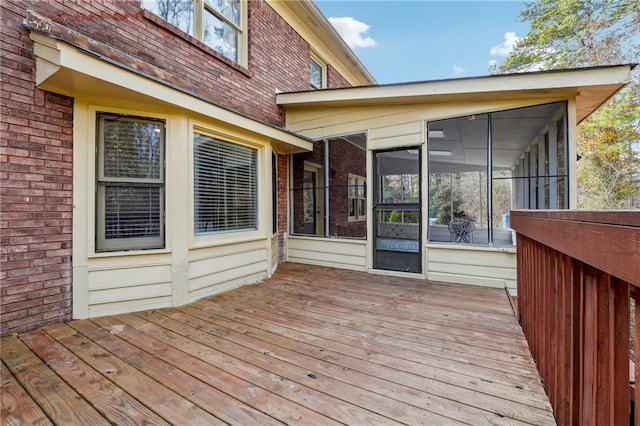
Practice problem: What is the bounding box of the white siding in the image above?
[426,245,517,289]
[287,236,367,271]
[86,255,173,315]
[270,235,279,273]
[188,239,269,301]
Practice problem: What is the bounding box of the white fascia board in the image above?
[277,65,634,107]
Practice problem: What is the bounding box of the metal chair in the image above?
[448,220,475,243]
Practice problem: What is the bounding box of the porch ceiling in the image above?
[277,64,635,124]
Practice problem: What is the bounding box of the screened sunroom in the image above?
[278,65,632,286]
[427,101,568,247]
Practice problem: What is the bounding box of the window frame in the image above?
[310,52,327,90]
[143,0,247,66]
[192,129,259,237]
[348,173,366,221]
[95,113,166,252]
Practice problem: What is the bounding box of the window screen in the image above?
[97,114,165,251]
[194,133,257,234]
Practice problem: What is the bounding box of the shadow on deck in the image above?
[1,263,555,425]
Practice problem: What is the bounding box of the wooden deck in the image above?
[1,263,555,425]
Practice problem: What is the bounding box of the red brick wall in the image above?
[276,154,288,262]
[4,0,347,126]
[1,0,357,335]
[1,0,74,334]
[328,65,353,89]
[327,138,366,238]
[290,137,366,238]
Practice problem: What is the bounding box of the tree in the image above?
[577,90,640,208]
[498,0,640,209]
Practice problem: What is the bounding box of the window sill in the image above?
[142,10,250,77]
[191,233,267,250]
[89,247,172,259]
[425,242,516,253]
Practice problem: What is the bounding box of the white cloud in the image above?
[452,63,465,75]
[489,32,521,57]
[328,17,377,48]
[488,59,498,68]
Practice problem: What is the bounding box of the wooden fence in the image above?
[511,210,640,425]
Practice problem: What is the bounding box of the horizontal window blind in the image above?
[104,186,162,239]
[194,133,257,234]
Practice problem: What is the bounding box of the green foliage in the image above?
[499,0,639,72]
[387,210,419,223]
[498,0,640,209]
[577,90,640,208]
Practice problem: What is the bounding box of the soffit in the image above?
[26,12,312,154]
[277,65,635,124]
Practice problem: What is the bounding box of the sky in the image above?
[315,1,531,84]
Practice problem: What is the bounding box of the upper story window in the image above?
[310,54,326,89]
[143,0,245,64]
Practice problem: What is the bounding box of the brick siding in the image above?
[328,65,353,89]
[1,0,356,335]
[291,137,366,238]
[1,1,74,334]
[276,154,288,262]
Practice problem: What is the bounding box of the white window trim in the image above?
[144,0,248,67]
[95,112,167,252]
[190,122,265,248]
[310,51,327,90]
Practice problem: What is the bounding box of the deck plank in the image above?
[0,263,556,425]
[181,303,553,411]
[126,311,417,425]
[0,336,109,425]
[172,306,551,425]
[18,329,171,426]
[1,361,53,426]
[208,288,543,386]
[43,323,226,426]
[71,317,321,426]
[259,285,529,353]
[228,284,534,364]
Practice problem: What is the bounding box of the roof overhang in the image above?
[277,65,635,124]
[25,11,312,154]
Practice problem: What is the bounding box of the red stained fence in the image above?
[511,211,640,425]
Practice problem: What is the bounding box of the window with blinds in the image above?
[96,114,165,251]
[194,133,257,234]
